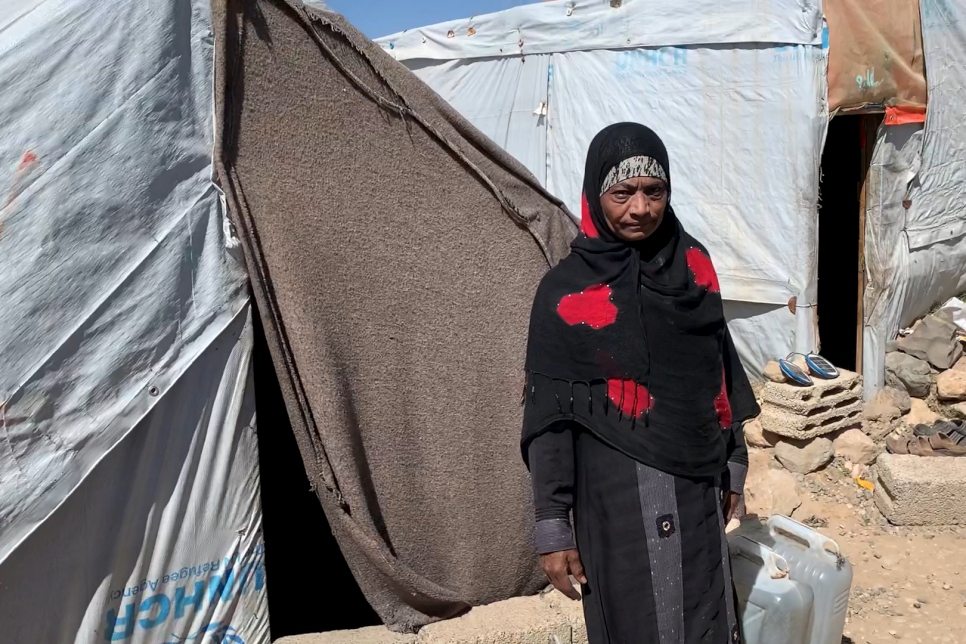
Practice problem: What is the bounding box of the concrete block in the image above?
[874,453,966,526]
[540,589,588,644]
[760,370,864,439]
[760,370,862,414]
[416,595,572,644]
[760,398,864,440]
[276,627,416,644]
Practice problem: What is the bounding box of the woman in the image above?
[522,123,759,644]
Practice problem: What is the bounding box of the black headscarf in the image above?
[522,123,759,478]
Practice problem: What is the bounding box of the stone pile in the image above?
[744,309,966,526]
[886,311,966,407]
[745,369,885,520]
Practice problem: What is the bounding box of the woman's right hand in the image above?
[539,549,587,601]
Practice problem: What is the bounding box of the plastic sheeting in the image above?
[378,0,828,375]
[0,311,267,644]
[379,0,824,61]
[546,46,827,308]
[862,0,966,395]
[862,123,924,393]
[0,0,266,641]
[408,55,550,187]
[824,0,927,112]
[905,0,966,250]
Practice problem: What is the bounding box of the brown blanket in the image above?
[211,0,577,632]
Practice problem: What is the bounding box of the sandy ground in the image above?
[780,460,966,644]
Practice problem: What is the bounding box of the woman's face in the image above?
[599,176,668,242]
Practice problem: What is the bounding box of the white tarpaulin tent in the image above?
[379,0,829,377]
[378,0,966,390]
[862,0,966,392]
[0,0,268,642]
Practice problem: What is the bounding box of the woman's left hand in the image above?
[722,492,741,522]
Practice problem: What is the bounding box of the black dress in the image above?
[529,422,746,644]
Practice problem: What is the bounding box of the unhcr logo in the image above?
[615,48,688,81]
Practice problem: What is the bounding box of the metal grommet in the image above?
[148,385,160,397]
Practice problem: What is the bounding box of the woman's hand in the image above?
[540,549,587,600]
[722,491,742,523]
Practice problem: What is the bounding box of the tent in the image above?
[3,0,965,641]
[1,0,576,639]
[0,1,265,642]
[377,0,966,393]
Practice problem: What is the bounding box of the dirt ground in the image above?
[778,459,966,644]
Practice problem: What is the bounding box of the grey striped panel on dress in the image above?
[636,462,684,644]
[715,484,739,643]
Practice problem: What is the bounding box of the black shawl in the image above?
[522,123,759,478]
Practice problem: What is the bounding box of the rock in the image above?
[885,351,934,399]
[745,465,802,517]
[833,428,880,465]
[774,437,834,474]
[790,354,808,371]
[937,370,966,401]
[904,398,943,427]
[763,360,785,383]
[896,314,964,370]
[864,391,902,422]
[947,402,966,420]
[743,418,778,448]
[851,463,872,480]
[878,387,912,415]
[953,357,966,372]
[863,417,897,441]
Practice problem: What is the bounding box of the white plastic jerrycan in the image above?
[730,515,853,644]
[729,535,814,644]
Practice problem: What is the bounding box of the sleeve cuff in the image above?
[727,461,748,496]
[534,518,577,555]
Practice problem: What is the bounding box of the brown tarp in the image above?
[826,0,927,112]
[211,0,577,632]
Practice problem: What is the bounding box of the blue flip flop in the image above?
[778,357,813,386]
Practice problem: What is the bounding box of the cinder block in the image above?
[874,453,966,526]
[759,370,863,439]
[760,370,862,414]
[276,626,416,644]
[540,589,587,644]
[760,398,864,440]
[416,595,572,644]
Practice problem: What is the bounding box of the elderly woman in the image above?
[522,123,759,644]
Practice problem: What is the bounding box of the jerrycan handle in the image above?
[768,514,840,558]
[729,535,790,580]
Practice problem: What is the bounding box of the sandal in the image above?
[913,421,966,446]
[887,434,931,456]
[888,432,966,457]
[926,432,966,456]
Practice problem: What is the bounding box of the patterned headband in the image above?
[599,156,668,195]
